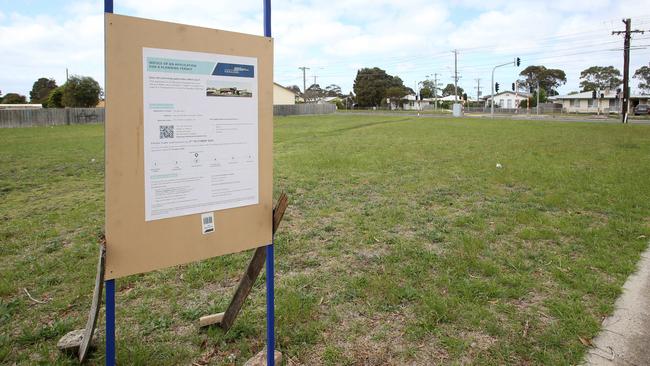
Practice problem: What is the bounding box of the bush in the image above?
[1,93,27,104]
[62,76,102,108]
[45,87,64,108]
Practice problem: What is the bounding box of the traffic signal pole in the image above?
[491,60,517,118]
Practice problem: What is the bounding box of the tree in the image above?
[634,66,650,93]
[304,83,325,102]
[442,83,463,97]
[420,80,440,97]
[520,89,547,108]
[62,75,102,107]
[353,67,400,107]
[518,65,566,96]
[287,85,302,95]
[579,66,622,92]
[46,86,65,108]
[419,87,433,98]
[2,93,27,104]
[385,86,408,106]
[29,77,58,104]
[324,84,342,97]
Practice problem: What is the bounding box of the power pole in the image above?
[313,75,318,85]
[298,66,310,97]
[474,78,481,108]
[452,50,459,102]
[433,73,440,110]
[612,18,644,123]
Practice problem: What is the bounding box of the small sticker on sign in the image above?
[201,212,214,234]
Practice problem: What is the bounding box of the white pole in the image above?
[536,81,540,115]
[491,66,495,118]
[490,61,514,118]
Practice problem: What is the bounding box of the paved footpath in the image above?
[584,244,650,366]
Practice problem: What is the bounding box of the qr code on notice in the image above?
[159,125,174,139]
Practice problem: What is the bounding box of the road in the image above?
[337,111,650,124]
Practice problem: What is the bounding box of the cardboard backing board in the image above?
[105,14,273,279]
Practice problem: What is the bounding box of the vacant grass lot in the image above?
[1,115,650,365]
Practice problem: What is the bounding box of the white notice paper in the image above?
[143,48,259,221]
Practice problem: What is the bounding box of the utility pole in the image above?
[612,18,644,123]
[313,75,318,85]
[433,73,440,110]
[474,78,481,108]
[452,50,459,102]
[298,66,310,99]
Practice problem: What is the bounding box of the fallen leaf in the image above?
[578,336,593,347]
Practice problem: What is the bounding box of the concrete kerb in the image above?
[583,241,650,366]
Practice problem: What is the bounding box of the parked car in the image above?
[634,104,649,115]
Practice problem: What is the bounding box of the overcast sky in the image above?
[1,0,650,99]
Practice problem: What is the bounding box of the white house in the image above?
[397,94,474,110]
[437,95,474,102]
[273,83,297,105]
[483,91,530,108]
[549,91,650,113]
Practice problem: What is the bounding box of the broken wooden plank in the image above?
[198,312,224,328]
[79,242,106,362]
[199,192,288,331]
[57,242,105,361]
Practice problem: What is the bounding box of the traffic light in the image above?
[515,57,521,67]
[600,93,605,99]
[463,93,468,101]
[495,82,500,93]
[530,86,534,93]
[511,83,515,91]
[592,90,597,99]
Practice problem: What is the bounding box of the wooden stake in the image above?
[199,193,288,330]
[57,241,106,361]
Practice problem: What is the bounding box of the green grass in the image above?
[1,115,649,365]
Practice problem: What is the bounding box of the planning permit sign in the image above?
[105,14,273,279]
[143,48,260,221]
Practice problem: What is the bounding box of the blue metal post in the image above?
[263,3,273,365]
[264,0,271,38]
[105,279,116,366]
[104,2,114,365]
[265,243,274,366]
[104,0,113,13]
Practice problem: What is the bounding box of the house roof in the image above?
[402,94,475,102]
[550,91,650,100]
[438,95,476,101]
[482,91,531,100]
[273,82,299,95]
